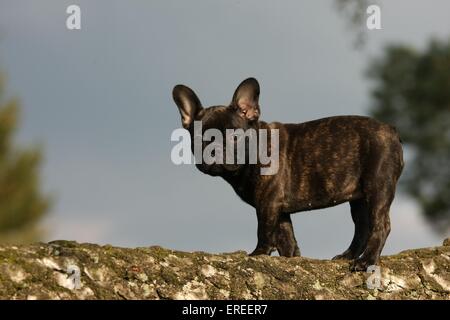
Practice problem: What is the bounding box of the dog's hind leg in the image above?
[351,138,402,271]
[351,193,393,271]
[332,198,369,260]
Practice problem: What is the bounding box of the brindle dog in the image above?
[172,78,403,271]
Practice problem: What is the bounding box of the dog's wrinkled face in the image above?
[194,106,250,175]
[173,78,261,176]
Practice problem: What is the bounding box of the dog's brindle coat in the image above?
[172,78,404,271]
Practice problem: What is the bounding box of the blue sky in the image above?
[0,0,448,257]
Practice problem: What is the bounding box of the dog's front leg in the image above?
[249,205,280,256]
[276,213,301,257]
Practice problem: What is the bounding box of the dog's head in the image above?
[172,78,261,176]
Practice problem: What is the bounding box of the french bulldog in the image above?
[172,78,404,271]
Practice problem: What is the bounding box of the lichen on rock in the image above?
[0,239,449,300]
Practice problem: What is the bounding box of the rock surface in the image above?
[0,239,449,300]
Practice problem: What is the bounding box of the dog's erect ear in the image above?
[231,78,260,121]
[172,85,203,129]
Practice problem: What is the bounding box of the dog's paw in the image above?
[332,251,353,261]
[350,258,375,272]
[249,247,273,256]
[276,244,301,257]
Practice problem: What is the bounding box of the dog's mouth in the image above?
[196,163,221,176]
[223,163,241,172]
[196,162,241,176]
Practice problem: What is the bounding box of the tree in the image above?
[367,39,450,233]
[0,74,51,243]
